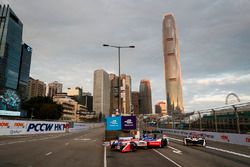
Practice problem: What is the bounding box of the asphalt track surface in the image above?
[0,127,249,167]
[0,127,104,167]
[106,134,250,167]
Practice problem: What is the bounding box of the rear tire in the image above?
[160,140,164,148]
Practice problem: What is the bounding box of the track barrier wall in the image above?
[158,128,250,146]
[0,119,104,136]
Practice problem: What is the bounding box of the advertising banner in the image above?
[0,120,68,136]
[106,116,121,131]
[121,116,136,130]
[159,128,250,146]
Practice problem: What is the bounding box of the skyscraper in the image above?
[0,5,23,91]
[17,43,32,100]
[139,80,152,114]
[109,73,119,115]
[120,74,132,115]
[93,69,110,117]
[0,5,30,112]
[131,91,139,115]
[109,73,132,115]
[47,81,63,97]
[162,13,184,115]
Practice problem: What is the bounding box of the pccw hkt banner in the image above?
[0,120,69,136]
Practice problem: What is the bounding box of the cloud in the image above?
[185,72,250,86]
[1,0,250,112]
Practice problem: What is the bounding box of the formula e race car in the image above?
[183,135,206,147]
[110,137,147,153]
[142,133,169,148]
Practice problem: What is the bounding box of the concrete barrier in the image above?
[158,128,250,146]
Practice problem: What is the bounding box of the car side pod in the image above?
[121,142,137,153]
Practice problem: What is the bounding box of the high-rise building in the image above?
[109,73,132,115]
[139,80,152,114]
[17,43,32,100]
[27,77,46,99]
[93,69,110,117]
[155,101,167,115]
[0,5,32,113]
[109,73,119,115]
[131,91,139,115]
[47,81,63,97]
[120,74,132,115]
[162,13,184,115]
[0,5,23,91]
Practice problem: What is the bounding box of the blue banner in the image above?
[106,116,122,131]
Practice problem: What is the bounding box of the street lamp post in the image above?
[103,44,135,115]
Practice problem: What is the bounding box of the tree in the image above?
[22,96,63,120]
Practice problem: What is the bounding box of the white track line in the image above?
[168,146,182,154]
[206,146,250,159]
[153,149,182,167]
[169,137,250,159]
[45,152,52,156]
[104,146,107,167]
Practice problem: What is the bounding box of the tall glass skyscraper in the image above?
[0,5,23,90]
[139,80,152,114]
[162,13,184,115]
[18,43,32,100]
[0,5,31,112]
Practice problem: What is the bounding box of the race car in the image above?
[183,135,206,147]
[110,137,147,153]
[142,133,169,148]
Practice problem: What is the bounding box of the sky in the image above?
[2,0,250,112]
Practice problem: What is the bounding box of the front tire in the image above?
[130,142,137,152]
[183,139,187,146]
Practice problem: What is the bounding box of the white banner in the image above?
[158,128,250,146]
[0,120,69,135]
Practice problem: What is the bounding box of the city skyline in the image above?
[2,1,250,112]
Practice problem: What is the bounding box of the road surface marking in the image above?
[74,138,91,141]
[104,146,107,167]
[169,137,250,159]
[168,146,182,154]
[169,137,182,142]
[45,152,52,156]
[206,146,250,159]
[153,149,182,167]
